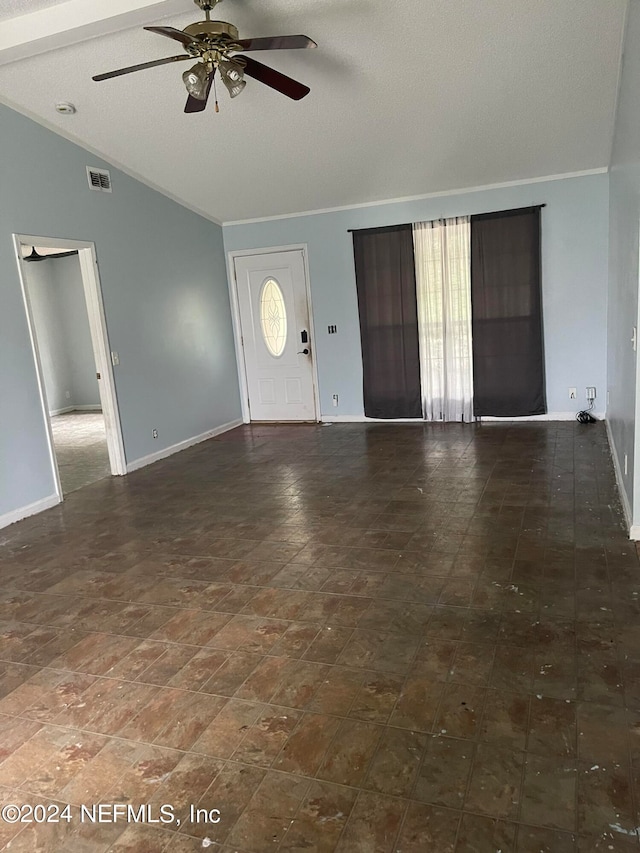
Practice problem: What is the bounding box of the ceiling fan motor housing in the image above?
[184,20,239,45]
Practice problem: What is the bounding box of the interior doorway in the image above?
[14,235,126,499]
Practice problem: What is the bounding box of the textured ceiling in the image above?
[0,0,628,222]
[0,1,70,22]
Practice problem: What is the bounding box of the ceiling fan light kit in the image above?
[92,0,316,114]
[219,59,246,98]
[182,62,211,100]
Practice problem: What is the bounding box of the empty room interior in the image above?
[2,0,640,850]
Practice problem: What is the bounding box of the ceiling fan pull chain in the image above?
[213,72,219,112]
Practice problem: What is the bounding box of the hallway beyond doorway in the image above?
[50,410,110,493]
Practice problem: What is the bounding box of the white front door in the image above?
[234,250,317,421]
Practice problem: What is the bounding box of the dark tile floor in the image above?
[0,421,639,852]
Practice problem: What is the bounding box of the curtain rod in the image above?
[347,204,546,233]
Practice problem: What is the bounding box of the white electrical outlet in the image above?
[586,387,596,400]
[569,388,576,400]
[152,429,158,439]
[625,454,628,476]
[111,351,120,366]
[332,394,339,407]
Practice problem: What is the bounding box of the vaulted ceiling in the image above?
[0,0,628,222]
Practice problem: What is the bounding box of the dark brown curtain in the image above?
[470,207,546,417]
[352,224,422,418]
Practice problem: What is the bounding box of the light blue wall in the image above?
[224,174,609,419]
[0,102,241,520]
[55,255,101,409]
[26,259,77,414]
[608,0,640,524]
[25,255,101,414]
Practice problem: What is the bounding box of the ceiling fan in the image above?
[92,0,316,113]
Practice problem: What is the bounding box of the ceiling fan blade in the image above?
[93,54,190,81]
[185,68,216,113]
[238,55,310,100]
[144,26,199,47]
[235,35,317,51]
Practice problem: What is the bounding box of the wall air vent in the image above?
[87,166,112,193]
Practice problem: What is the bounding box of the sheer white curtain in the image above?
[413,216,473,421]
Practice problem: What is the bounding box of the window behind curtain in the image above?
[470,207,546,417]
[413,217,473,421]
[352,224,422,419]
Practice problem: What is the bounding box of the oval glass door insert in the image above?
[260,277,287,357]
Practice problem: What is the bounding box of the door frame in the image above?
[13,234,127,502]
[227,244,321,423]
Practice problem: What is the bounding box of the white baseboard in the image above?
[480,412,604,422]
[321,415,426,423]
[605,419,634,538]
[321,412,604,424]
[0,493,61,531]
[49,405,102,416]
[126,418,243,473]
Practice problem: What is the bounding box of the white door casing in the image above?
[14,234,127,503]
[234,249,317,422]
